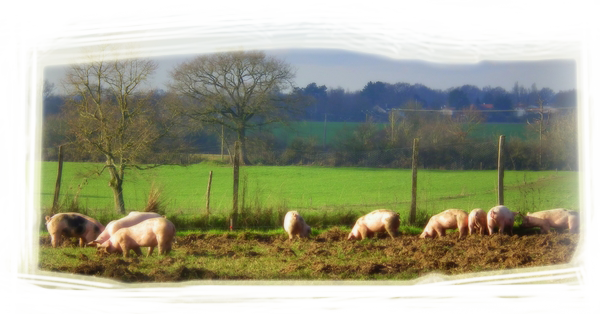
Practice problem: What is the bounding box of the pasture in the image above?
[38,161,580,283]
[38,230,579,282]
[270,121,529,144]
[39,161,579,231]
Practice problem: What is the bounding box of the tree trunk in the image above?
[106,161,126,214]
[110,182,126,214]
[237,127,251,165]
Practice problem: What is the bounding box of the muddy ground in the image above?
[38,228,579,282]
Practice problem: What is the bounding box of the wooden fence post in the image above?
[52,145,64,213]
[232,141,240,226]
[497,135,505,205]
[205,171,213,216]
[409,138,419,225]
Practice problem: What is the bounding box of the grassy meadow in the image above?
[40,161,579,231]
[270,121,528,144]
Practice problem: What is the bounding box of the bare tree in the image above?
[61,46,170,214]
[169,50,302,164]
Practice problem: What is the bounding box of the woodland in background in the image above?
[43,79,577,171]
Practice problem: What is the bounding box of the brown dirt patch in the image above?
[39,230,580,282]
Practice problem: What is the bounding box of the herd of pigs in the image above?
[44,206,579,258]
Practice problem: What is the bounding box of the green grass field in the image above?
[269,121,528,144]
[40,161,579,230]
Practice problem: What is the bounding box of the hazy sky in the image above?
[15,1,596,94]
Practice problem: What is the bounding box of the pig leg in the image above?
[498,224,505,235]
[540,222,550,234]
[50,233,61,248]
[159,242,172,255]
[476,226,483,235]
[120,242,130,258]
[488,221,496,235]
[435,226,445,238]
[147,247,154,257]
[132,246,143,257]
[458,226,468,239]
[384,224,396,240]
[568,216,579,233]
[79,237,86,248]
[358,225,369,240]
[469,223,476,236]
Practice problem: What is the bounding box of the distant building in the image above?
[440,105,454,116]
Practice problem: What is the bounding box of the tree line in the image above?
[293,81,576,123]
[42,47,578,214]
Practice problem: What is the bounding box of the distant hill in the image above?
[44,48,576,91]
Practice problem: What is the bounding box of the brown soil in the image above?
[39,228,579,282]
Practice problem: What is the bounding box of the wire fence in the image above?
[41,108,578,231]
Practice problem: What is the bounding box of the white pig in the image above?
[98,217,176,257]
[420,209,469,239]
[89,211,161,246]
[347,209,400,240]
[468,208,488,235]
[520,208,579,234]
[283,211,311,240]
[487,205,517,235]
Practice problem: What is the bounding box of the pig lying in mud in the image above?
[347,209,400,240]
[520,208,579,234]
[487,205,517,235]
[98,217,176,257]
[89,211,162,246]
[420,209,469,239]
[468,208,488,235]
[45,213,105,248]
[283,211,311,240]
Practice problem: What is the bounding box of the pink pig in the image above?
[89,211,162,246]
[520,208,579,234]
[468,208,488,235]
[45,212,105,248]
[347,209,400,240]
[420,209,469,239]
[487,205,517,235]
[98,217,176,257]
[283,211,311,240]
